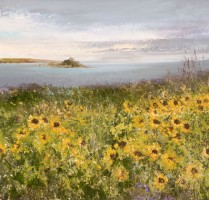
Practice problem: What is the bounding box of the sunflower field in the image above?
[0,74,209,199]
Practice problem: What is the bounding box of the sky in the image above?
[0,0,209,63]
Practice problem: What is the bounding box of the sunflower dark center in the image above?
[0,148,3,153]
[163,100,168,106]
[185,97,190,101]
[174,119,180,124]
[206,149,209,154]
[152,149,158,154]
[42,117,48,123]
[184,123,190,129]
[67,101,72,106]
[54,122,60,127]
[19,131,26,135]
[42,135,47,140]
[110,153,118,160]
[81,140,86,146]
[197,100,202,104]
[174,133,181,140]
[191,168,198,174]
[158,178,165,183]
[134,151,143,157]
[118,141,127,148]
[153,103,158,108]
[169,126,174,131]
[198,105,203,110]
[138,119,144,123]
[31,118,39,124]
[174,100,178,105]
[153,119,161,124]
[168,157,174,161]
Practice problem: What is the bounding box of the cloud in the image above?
[0,0,209,62]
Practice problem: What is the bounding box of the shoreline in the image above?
[0,68,207,93]
[0,58,88,68]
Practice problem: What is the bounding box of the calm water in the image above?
[0,61,208,89]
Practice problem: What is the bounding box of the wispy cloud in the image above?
[0,0,209,62]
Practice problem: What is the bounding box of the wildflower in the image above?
[182,122,190,133]
[112,167,129,182]
[41,114,49,124]
[15,127,29,140]
[133,116,144,128]
[171,133,185,144]
[149,116,162,129]
[50,117,67,133]
[0,144,6,154]
[27,115,42,130]
[202,147,209,158]
[132,150,144,161]
[160,152,179,171]
[146,143,161,161]
[64,100,72,108]
[176,176,187,188]
[77,137,86,147]
[153,173,168,191]
[123,101,132,113]
[185,163,203,182]
[103,147,118,167]
[38,133,48,145]
[11,142,21,153]
[62,138,71,148]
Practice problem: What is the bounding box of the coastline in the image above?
[0,58,88,68]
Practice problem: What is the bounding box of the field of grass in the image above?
[0,71,209,199]
[0,58,51,64]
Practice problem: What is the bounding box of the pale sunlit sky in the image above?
[0,0,209,63]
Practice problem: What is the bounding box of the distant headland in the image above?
[0,57,87,68]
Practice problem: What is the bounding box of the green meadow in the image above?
[0,70,209,199]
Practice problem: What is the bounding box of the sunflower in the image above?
[182,122,191,134]
[62,138,71,149]
[153,173,168,191]
[164,124,178,137]
[132,149,144,161]
[133,116,145,128]
[27,115,43,130]
[201,94,209,109]
[123,140,145,161]
[149,116,162,129]
[40,114,49,125]
[171,133,185,145]
[202,147,209,158]
[50,117,67,133]
[114,140,127,150]
[15,127,30,140]
[176,176,187,188]
[123,101,132,113]
[160,151,179,171]
[77,137,86,147]
[146,143,161,161]
[112,167,129,182]
[171,115,183,128]
[0,144,6,154]
[185,163,203,182]
[11,142,21,153]
[103,147,118,167]
[64,100,72,108]
[38,132,48,145]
